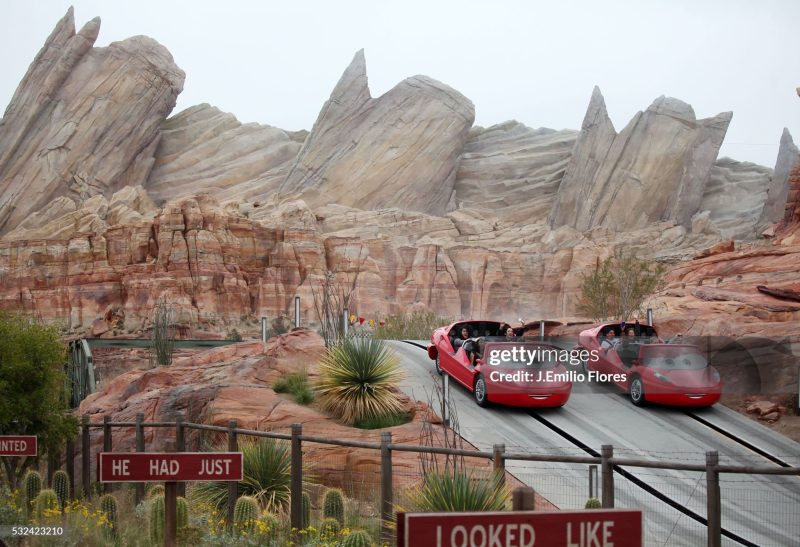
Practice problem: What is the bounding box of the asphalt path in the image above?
[388,340,800,547]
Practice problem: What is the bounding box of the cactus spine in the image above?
[24,470,42,515]
[585,497,602,509]
[176,496,188,530]
[34,489,59,519]
[323,488,345,525]
[261,512,280,540]
[341,529,373,547]
[99,494,118,537]
[148,484,165,498]
[52,470,69,510]
[233,495,259,535]
[149,494,165,545]
[301,491,311,528]
[320,516,341,538]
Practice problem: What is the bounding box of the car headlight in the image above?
[654,371,672,384]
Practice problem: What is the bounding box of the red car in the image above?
[577,322,722,407]
[427,320,572,408]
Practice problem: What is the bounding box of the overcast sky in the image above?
[1,0,798,167]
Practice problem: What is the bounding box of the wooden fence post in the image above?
[103,415,112,493]
[81,415,90,498]
[380,432,393,544]
[226,420,238,529]
[706,451,721,547]
[601,445,614,508]
[290,423,303,531]
[66,439,75,501]
[165,481,177,547]
[135,413,145,504]
[493,443,505,486]
[512,487,536,510]
[175,413,185,498]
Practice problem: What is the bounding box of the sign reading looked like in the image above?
[0,436,37,457]
[397,509,643,547]
[98,452,243,483]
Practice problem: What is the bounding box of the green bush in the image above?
[354,410,409,430]
[373,310,453,340]
[411,470,508,512]
[316,337,404,425]
[273,372,314,405]
[226,328,243,342]
[193,438,300,514]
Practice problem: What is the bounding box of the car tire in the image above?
[435,354,443,375]
[630,376,646,406]
[474,375,489,407]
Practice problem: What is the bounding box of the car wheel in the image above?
[474,375,489,407]
[435,354,443,375]
[630,376,646,406]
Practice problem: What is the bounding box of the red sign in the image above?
[98,452,243,482]
[397,509,642,547]
[0,436,37,456]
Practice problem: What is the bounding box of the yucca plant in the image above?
[411,470,509,512]
[316,337,404,424]
[192,438,306,514]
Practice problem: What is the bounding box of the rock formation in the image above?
[0,8,184,235]
[760,128,799,226]
[549,87,731,232]
[700,158,771,240]
[278,50,474,216]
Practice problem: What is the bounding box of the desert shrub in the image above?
[316,338,404,425]
[373,310,453,341]
[354,410,409,430]
[226,328,243,342]
[410,470,508,512]
[273,371,314,404]
[577,249,666,321]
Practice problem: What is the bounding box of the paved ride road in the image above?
[388,341,800,547]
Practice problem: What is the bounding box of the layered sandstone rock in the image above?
[0,8,184,234]
[278,50,474,216]
[760,128,799,226]
[146,104,301,204]
[549,88,731,231]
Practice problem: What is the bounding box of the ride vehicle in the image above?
[576,322,722,407]
[427,320,572,408]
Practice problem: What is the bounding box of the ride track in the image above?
[392,340,800,547]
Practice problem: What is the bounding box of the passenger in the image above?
[601,330,618,351]
[453,326,471,348]
[633,318,642,337]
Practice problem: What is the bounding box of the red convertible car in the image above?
[427,320,572,408]
[577,322,722,407]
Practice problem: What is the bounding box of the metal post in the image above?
[135,413,145,504]
[646,308,654,326]
[589,464,598,499]
[290,423,303,531]
[165,481,177,547]
[706,451,721,547]
[175,413,185,498]
[493,443,505,486]
[66,440,75,501]
[441,373,450,427]
[103,415,112,494]
[342,308,349,338]
[81,415,90,498]
[261,316,268,342]
[380,432,393,544]
[294,296,301,328]
[540,320,545,340]
[226,420,238,529]
[601,445,614,508]
[512,487,536,511]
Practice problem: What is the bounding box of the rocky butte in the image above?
[0,8,797,349]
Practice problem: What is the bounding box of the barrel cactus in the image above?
[323,488,344,525]
[260,512,280,541]
[99,494,118,537]
[148,484,165,498]
[34,489,59,519]
[320,516,341,538]
[52,470,70,510]
[149,494,165,545]
[585,497,602,509]
[233,495,259,535]
[301,491,311,528]
[176,496,188,530]
[341,529,373,547]
[24,470,42,515]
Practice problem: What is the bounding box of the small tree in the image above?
[311,244,366,348]
[0,313,78,488]
[577,250,665,321]
[149,298,174,366]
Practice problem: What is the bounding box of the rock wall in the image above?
[278,50,474,216]
[549,88,731,232]
[760,128,799,226]
[0,8,184,235]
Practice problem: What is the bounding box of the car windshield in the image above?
[641,345,708,370]
[483,344,559,369]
